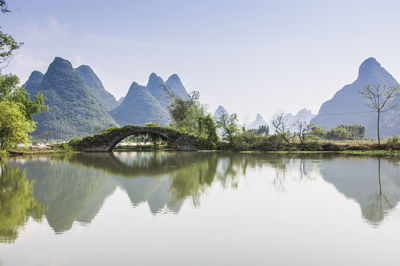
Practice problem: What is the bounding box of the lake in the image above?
[1,152,400,266]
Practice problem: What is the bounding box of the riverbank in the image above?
[2,140,400,161]
[239,150,400,157]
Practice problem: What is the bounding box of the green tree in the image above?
[0,4,47,150]
[0,74,47,120]
[359,83,400,145]
[216,113,240,145]
[0,101,35,149]
[168,90,218,147]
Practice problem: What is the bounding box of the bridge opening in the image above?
[114,132,173,151]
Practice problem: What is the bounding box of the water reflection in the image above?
[0,165,46,243]
[2,152,400,242]
[320,156,400,225]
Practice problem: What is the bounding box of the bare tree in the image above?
[295,120,313,144]
[359,83,400,145]
[271,112,292,145]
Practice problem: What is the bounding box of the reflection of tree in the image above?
[320,156,400,225]
[259,154,323,192]
[169,153,218,206]
[0,166,46,243]
[363,157,396,225]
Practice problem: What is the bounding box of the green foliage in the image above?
[346,145,370,151]
[0,74,47,149]
[0,149,7,160]
[0,30,22,70]
[325,124,365,140]
[215,113,240,145]
[0,0,10,13]
[145,122,160,127]
[0,74,48,120]
[0,166,46,243]
[168,91,218,148]
[309,126,326,139]
[248,125,269,136]
[379,136,400,150]
[70,125,198,151]
[321,142,343,151]
[0,9,47,150]
[0,101,35,149]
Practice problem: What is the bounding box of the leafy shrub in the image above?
[346,145,370,151]
[0,150,8,161]
[195,136,217,150]
[322,143,343,151]
[296,142,322,151]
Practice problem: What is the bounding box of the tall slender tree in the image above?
[359,83,400,145]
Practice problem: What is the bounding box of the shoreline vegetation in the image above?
[2,137,400,161]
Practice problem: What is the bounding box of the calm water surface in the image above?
[1,152,400,266]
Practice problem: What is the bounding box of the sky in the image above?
[3,0,400,124]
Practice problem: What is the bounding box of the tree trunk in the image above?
[377,110,381,146]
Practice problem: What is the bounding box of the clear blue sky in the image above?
[3,0,400,124]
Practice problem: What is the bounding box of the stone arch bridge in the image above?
[70,125,198,152]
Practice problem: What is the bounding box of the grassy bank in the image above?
[239,150,400,156]
[6,143,76,157]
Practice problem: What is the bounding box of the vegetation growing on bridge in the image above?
[69,125,200,152]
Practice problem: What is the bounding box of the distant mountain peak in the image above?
[130,81,139,88]
[110,81,169,126]
[167,74,180,81]
[75,65,94,74]
[214,105,229,119]
[147,73,164,86]
[357,57,388,80]
[296,108,313,116]
[165,74,189,100]
[75,64,118,111]
[29,70,44,79]
[51,57,73,70]
[312,57,400,136]
[248,113,268,129]
[30,57,117,138]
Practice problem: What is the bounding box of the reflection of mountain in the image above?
[6,152,238,235]
[13,159,115,233]
[7,151,400,240]
[319,157,400,225]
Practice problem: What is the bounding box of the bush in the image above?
[296,142,322,151]
[216,140,230,150]
[0,150,8,161]
[346,145,370,151]
[322,143,343,151]
[195,136,216,150]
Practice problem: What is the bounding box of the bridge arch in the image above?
[70,125,198,152]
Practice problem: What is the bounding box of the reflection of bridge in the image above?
[68,152,206,177]
[70,125,198,152]
[5,152,400,239]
